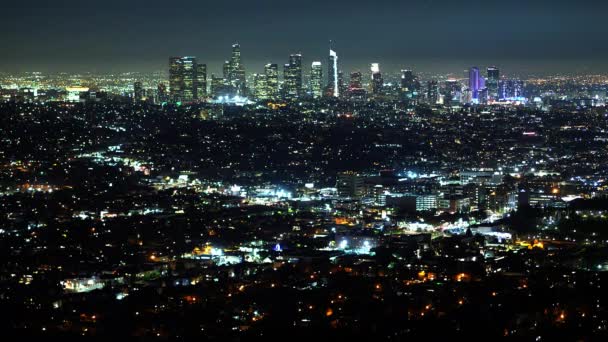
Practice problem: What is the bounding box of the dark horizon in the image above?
[2,0,608,75]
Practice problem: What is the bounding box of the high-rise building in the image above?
[349,71,362,90]
[468,66,485,103]
[338,70,346,96]
[253,73,268,100]
[370,63,383,95]
[427,80,439,104]
[487,66,499,101]
[223,61,231,82]
[444,79,462,105]
[348,71,366,102]
[210,75,226,98]
[499,79,524,100]
[400,69,420,100]
[264,63,279,100]
[169,57,184,102]
[133,81,143,102]
[328,49,339,97]
[310,61,323,99]
[227,43,246,95]
[284,54,303,99]
[196,63,207,99]
[337,171,365,198]
[169,56,204,102]
[157,83,168,103]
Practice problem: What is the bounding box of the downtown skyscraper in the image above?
[310,61,323,99]
[487,66,500,101]
[400,69,420,100]
[468,66,486,103]
[225,43,246,95]
[328,49,339,97]
[264,63,279,100]
[169,56,206,102]
[370,63,383,96]
[283,54,303,99]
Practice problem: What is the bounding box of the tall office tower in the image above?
[427,80,439,104]
[283,54,303,99]
[196,63,207,99]
[264,63,279,99]
[210,75,225,98]
[487,66,499,101]
[468,66,485,103]
[169,57,183,102]
[169,56,202,102]
[338,70,346,96]
[222,61,231,82]
[290,54,303,96]
[133,81,143,101]
[370,63,383,95]
[310,61,323,99]
[349,71,363,89]
[348,71,366,101]
[228,43,246,95]
[400,69,421,101]
[253,73,268,100]
[499,79,524,99]
[157,83,167,103]
[445,79,462,104]
[328,49,339,97]
[181,57,196,101]
[337,171,365,198]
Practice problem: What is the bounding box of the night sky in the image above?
[2,0,607,75]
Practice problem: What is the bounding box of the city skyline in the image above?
[2,0,608,74]
[3,1,608,340]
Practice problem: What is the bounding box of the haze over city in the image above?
[2,0,608,74]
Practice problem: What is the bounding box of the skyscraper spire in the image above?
[328,41,339,97]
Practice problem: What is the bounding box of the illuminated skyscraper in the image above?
[427,80,439,104]
[133,81,143,102]
[328,49,339,97]
[253,73,268,100]
[210,74,226,98]
[487,66,499,101]
[400,69,420,101]
[468,66,485,103]
[169,56,204,102]
[196,63,207,99]
[348,71,366,102]
[157,83,168,103]
[310,61,323,99]
[445,79,462,105]
[370,63,383,95]
[349,71,362,90]
[223,61,231,82]
[338,70,346,96]
[499,79,524,99]
[264,63,279,99]
[284,53,303,99]
[226,43,246,95]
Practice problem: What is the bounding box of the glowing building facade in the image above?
[328,49,339,97]
[310,61,323,98]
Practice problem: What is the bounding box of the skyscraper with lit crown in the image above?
[284,54,303,99]
[328,47,339,97]
[169,56,205,102]
[370,63,383,95]
[487,66,499,101]
[310,61,323,99]
[227,43,246,95]
[264,63,279,99]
